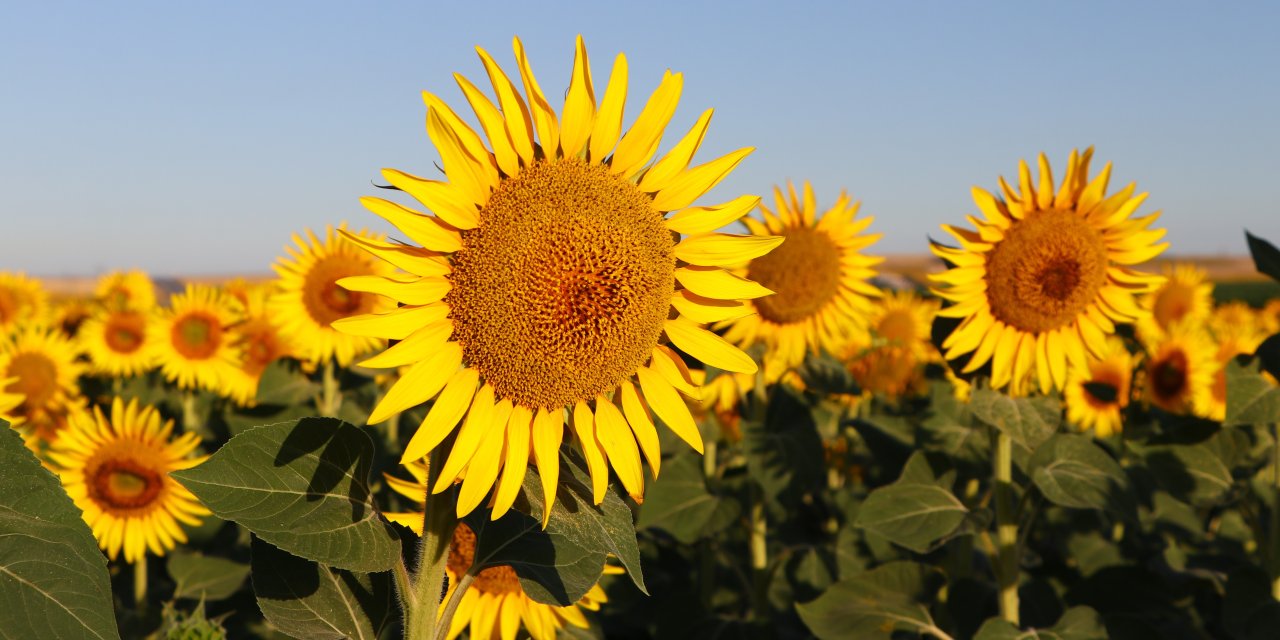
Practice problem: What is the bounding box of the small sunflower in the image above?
[384,464,619,640]
[47,397,209,563]
[1260,299,1280,335]
[269,225,398,367]
[843,341,925,402]
[339,36,778,521]
[51,297,93,339]
[1143,321,1215,415]
[867,290,940,359]
[1064,337,1133,438]
[224,283,298,406]
[0,324,85,441]
[79,307,155,378]
[1135,263,1213,344]
[152,284,244,394]
[1203,323,1266,422]
[931,148,1168,395]
[1209,301,1260,341]
[0,272,49,334]
[722,182,882,377]
[95,270,157,312]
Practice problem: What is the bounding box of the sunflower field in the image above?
[5,36,1280,640]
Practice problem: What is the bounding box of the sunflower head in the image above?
[152,284,244,394]
[337,35,777,522]
[1142,321,1215,416]
[1209,301,1260,341]
[94,270,157,312]
[51,297,93,339]
[868,290,940,357]
[0,323,85,441]
[1138,262,1213,339]
[48,397,209,563]
[931,148,1168,395]
[0,272,49,333]
[721,181,883,377]
[79,307,155,378]
[1064,336,1133,438]
[224,283,298,406]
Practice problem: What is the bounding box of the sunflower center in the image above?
[88,458,164,512]
[984,210,1108,333]
[6,353,57,409]
[1152,284,1194,329]
[877,310,918,345]
[748,227,842,324]
[1083,364,1126,409]
[0,289,18,324]
[303,257,375,326]
[239,320,286,376]
[107,287,131,310]
[1150,351,1188,401]
[104,312,146,354]
[172,313,222,360]
[447,523,522,595]
[447,158,674,410]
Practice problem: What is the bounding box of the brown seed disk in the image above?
[88,457,165,512]
[748,226,841,324]
[303,255,376,326]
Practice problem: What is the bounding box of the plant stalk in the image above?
[318,359,342,418]
[404,450,457,640]
[134,553,148,611]
[182,391,205,437]
[433,573,474,639]
[993,428,1019,626]
[749,482,769,620]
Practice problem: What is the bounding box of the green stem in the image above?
[698,439,719,608]
[433,573,474,639]
[993,428,1019,626]
[134,553,147,611]
[318,360,342,418]
[1271,423,1280,601]
[749,482,769,621]
[404,450,457,640]
[182,391,204,436]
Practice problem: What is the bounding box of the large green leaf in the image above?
[1225,359,1280,427]
[172,417,400,572]
[973,606,1106,639]
[1028,434,1135,520]
[637,452,740,545]
[255,359,321,407]
[796,561,946,639]
[742,385,825,503]
[250,536,393,640]
[167,550,250,601]
[854,483,968,553]
[466,454,646,606]
[970,388,1061,450]
[1145,443,1234,506]
[1246,231,1280,283]
[0,423,120,639]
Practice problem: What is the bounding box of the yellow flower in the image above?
[269,225,397,367]
[1143,321,1215,416]
[94,270,157,312]
[867,290,940,359]
[47,397,210,563]
[931,148,1167,395]
[1064,337,1133,438]
[0,377,22,424]
[722,182,882,378]
[1135,263,1213,345]
[152,284,244,394]
[0,324,85,442]
[1260,299,1280,335]
[1202,321,1266,422]
[224,282,299,406]
[79,307,155,378]
[1208,301,1260,341]
[50,297,93,339]
[0,272,49,334]
[339,36,776,521]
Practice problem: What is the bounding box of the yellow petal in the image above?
[437,384,497,493]
[358,317,452,369]
[650,147,754,212]
[650,346,699,396]
[455,73,521,177]
[381,168,479,230]
[338,229,450,277]
[665,318,757,374]
[369,342,462,425]
[337,275,451,307]
[665,195,761,235]
[427,108,495,206]
[610,70,683,179]
[670,290,753,324]
[455,399,512,516]
[588,53,628,163]
[672,233,783,267]
[619,381,661,478]
[635,365,703,453]
[513,37,559,156]
[593,396,644,501]
[572,402,609,504]
[559,36,595,159]
[333,304,449,340]
[476,46,535,164]
[531,407,563,527]
[401,367,479,463]
[639,108,712,191]
[359,197,462,253]
[675,266,773,300]
[420,90,492,174]
[491,405,533,519]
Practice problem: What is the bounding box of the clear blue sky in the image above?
[3,1,1278,276]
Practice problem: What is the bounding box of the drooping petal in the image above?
[401,367,479,463]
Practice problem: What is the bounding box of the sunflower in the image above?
[1261,299,1280,335]
[269,225,398,368]
[79,307,155,378]
[1135,263,1213,344]
[224,283,298,406]
[95,270,157,311]
[1202,322,1266,421]
[1143,321,1215,415]
[384,464,619,640]
[0,324,85,441]
[867,290,940,358]
[0,378,22,424]
[0,272,49,334]
[152,284,244,394]
[722,182,882,378]
[337,36,778,521]
[51,297,93,339]
[1064,337,1133,437]
[930,148,1168,395]
[47,397,209,563]
[1208,301,1260,341]
[842,341,925,404]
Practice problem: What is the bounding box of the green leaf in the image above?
[466,454,646,606]
[796,561,945,639]
[250,536,393,640]
[637,452,740,545]
[970,388,1061,450]
[742,385,825,503]
[255,359,321,407]
[854,483,968,553]
[1029,434,1135,520]
[0,423,120,639]
[1145,443,1234,506]
[1246,230,1280,283]
[167,550,250,601]
[973,606,1106,639]
[1225,358,1280,427]
[172,417,400,572]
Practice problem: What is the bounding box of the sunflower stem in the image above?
[318,359,342,418]
[1271,423,1280,601]
[748,481,769,621]
[133,553,148,611]
[698,439,719,607]
[993,428,1019,626]
[181,391,204,437]
[432,573,474,639]
[405,449,457,640]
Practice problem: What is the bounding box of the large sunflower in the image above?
[0,272,49,334]
[79,307,155,378]
[338,36,777,521]
[722,181,882,377]
[1143,321,1215,415]
[1135,263,1213,345]
[1064,336,1133,438]
[931,148,1168,394]
[225,283,298,406]
[269,225,398,367]
[47,397,209,563]
[0,324,85,442]
[383,464,616,640]
[152,284,244,394]
[95,270,157,312]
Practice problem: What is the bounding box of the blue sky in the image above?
[2,1,1277,275]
